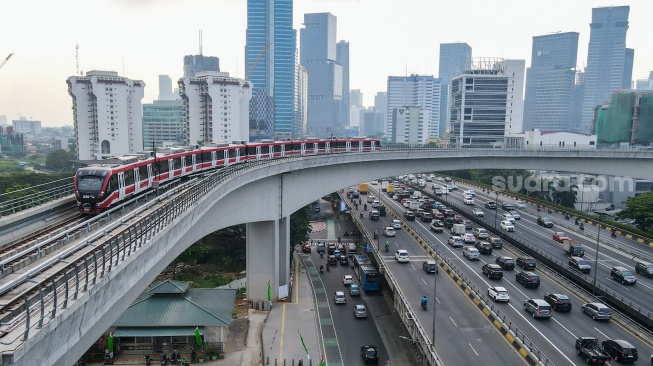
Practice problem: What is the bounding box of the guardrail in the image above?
[0,177,74,217]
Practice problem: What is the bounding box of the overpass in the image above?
[2,147,653,365]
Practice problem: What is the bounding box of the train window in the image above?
[138,165,148,180]
[202,151,212,162]
[107,175,118,192]
[318,142,326,150]
[185,155,192,166]
[363,141,372,148]
[246,145,256,156]
[291,143,301,151]
[274,144,282,153]
[78,176,104,190]
[351,141,360,149]
[158,160,169,173]
[172,157,181,170]
[229,149,237,158]
[124,170,134,185]
[237,147,246,157]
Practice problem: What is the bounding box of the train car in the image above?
[74,137,380,214]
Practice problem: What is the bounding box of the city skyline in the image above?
[1,0,652,127]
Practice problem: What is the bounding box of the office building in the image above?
[158,75,180,100]
[178,72,252,145]
[349,89,364,128]
[580,5,632,134]
[439,43,472,136]
[300,13,343,138]
[337,40,350,127]
[67,70,145,160]
[183,55,220,78]
[142,100,185,148]
[449,58,525,147]
[246,0,295,140]
[390,106,429,144]
[387,75,441,139]
[374,92,387,136]
[360,107,383,137]
[295,51,308,138]
[523,32,579,132]
[12,118,42,135]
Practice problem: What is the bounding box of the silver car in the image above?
[334,291,346,304]
[353,304,368,318]
[463,247,480,260]
[508,210,521,220]
[581,302,612,320]
[524,299,552,319]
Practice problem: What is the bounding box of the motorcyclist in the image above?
[320,265,324,274]
[374,230,378,239]
[611,228,617,238]
[364,204,368,211]
[537,205,541,212]
[421,296,428,308]
[385,241,390,252]
[575,218,579,225]
[565,213,570,220]
[579,223,584,230]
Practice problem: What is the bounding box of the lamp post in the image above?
[432,241,437,346]
[593,213,606,292]
[493,190,499,230]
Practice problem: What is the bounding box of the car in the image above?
[501,202,514,211]
[488,237,503,249]
[568,257,591,273]
[361,345,379,364]
[500,220,514,232]
[581,302,612,320]
[339,254,349,265]
[327,255,337,265]
[463,197,474,205]
[444,209,455,217]
[422,260,438,274]
[463,247,480,260]
[516,256,536,270]
[508,210,520,220]
[537,217,554,228]
[349,284,361,296]
[475,241,493,254]
[334,249,342,259]
[482,263,503,279]
[515,201,526,209]
[395,249,409,263]
[372,200,380,208]
[383,227,396,237]
[601,339,638,363]
[392,220,402,229]
[472,227,489,239]
[465,189,476,197]
[348,242,357,253]
[444,217,455,229]
[516,271,541,288]
[369,210,380,220]
[463,220,473,230]
[472,208,485,217]
[448,236,464,248]
[453,215,464,224]
[327,243,336,254]
[404,210,416,221]
[501,213,515,223]
[302,244,311,253]
[421,212,433,222]
[543,293,572,312]
[334,291,346,304]
[485,201,497,209]
[354,304,368,318]
[343,275,354,286]
[488,286,510,302]
[635,261,653,278]
[523,299,552,319]
[610,266,637,285]
[495,256,515,270]
[552,232,569,242]
[463,233,476,244]
[367,195,375,203]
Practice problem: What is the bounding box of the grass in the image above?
[173,272,235,288]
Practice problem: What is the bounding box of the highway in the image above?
[365,181,653,366]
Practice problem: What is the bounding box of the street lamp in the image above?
[432,241,437,345]
[593,213,606,292]
[493,190,499,230]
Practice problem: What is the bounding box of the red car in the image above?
[553,232,570,243]
[302,244,312,253]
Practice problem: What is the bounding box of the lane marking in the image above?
[594,327,610,340]
[450,317,458,327]
[552,318,577,339]
[468,343,479,356]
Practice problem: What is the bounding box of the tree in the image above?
[5,182,37,200]
[46,149,74,172]
[290,205,311,247]
[616,192,653,232]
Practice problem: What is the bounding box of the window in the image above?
[124,170,134,185]
[138,165,148,180]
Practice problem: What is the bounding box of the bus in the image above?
[357,264,380,291]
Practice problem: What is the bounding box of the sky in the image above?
[1,0,652,127]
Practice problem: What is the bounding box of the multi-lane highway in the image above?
[363,180,653,365]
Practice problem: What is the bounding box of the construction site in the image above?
[593,90,653,147]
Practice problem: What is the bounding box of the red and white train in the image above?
[74,137,381,214]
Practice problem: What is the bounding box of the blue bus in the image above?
[353,255,371,266]
[357,264,380,291]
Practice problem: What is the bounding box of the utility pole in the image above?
[0,53,13,70]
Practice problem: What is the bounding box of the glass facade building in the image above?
[387,75,440,140]
[183,55,220,78]
[523,32,579,132]
[439,43,472,136]
[142,100,185,148]
[246,0,296,140]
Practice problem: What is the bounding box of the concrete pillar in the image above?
[278,216,290,289]
[246,220,280,302]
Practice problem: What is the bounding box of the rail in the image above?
[0,177,74,217]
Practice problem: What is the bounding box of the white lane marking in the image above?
[594,327,610,340]
[450,317,458,327]
[552,318,577,339]
[421,278,428,286]
[411,264,417,271]
[607,278,630,290]
[436,297,441,304]
[468,343,479,356]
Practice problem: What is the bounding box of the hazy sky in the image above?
[1,0,651,127]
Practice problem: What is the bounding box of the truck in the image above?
[575,337,611,365]
[451,223,466,235]
[386,185,395,195]
[381,180,389,192]
[359,183,369,195]
[409,201,420,210]
[430,220,445,233]
[563,239,585,257]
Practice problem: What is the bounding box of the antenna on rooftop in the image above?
[75,44,80,76]
[199,30,203,55]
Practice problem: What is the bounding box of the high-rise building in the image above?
[360,107,383,137]
[178,72,252,145]
[183,55,220,78]
[337,40,350,127]
[374,92,387,136]
[349,89,364,128]
[12,118,42,135]
[300,13,343,138]
[439,43,472,136]
[580,5,632,134]
[386,75,440,139]
[295,50,308,138]
[246,0,296,140]
[523,32,579,132]
[142,100,185,148]
[391,106,429,144]
[449,59,524,147]
[158,75,180,100]
[593,90,653,146]
[67,70,145,160]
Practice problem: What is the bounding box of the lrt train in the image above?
[74,137,381,214]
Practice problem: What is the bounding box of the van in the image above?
[451,224,466,235]
[369,210,380,220]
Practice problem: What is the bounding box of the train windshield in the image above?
[77,176,104,191]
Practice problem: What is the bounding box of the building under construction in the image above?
[593,90,653,146]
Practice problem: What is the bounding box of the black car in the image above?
[421,212,433,222]
[635,261,653,278]
[339,255,349,265]
[404,211,416,221]
[327,243,336,255]
[444,217,455,229]
[482,263,504,279]
[516,271,541,288]
[475,241,493,255]
[601,339,638,363]
[485,201,497,209]
[501,202,514,211]
[463,220,473,230]
[422,260,438,274]
[537,217,554,228]
[543,293,572,312]
[488,237,503,249]
[495,256,515,270]
[361,345,379,364]
[378,206,386,216]
[610,266,637,285]
[516,256,536,270]
[327,255,337,265]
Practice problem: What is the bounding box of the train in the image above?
[74,137,381,214]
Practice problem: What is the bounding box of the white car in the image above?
[392,220,402,229]
[515,201,526,209]
[502,213,515,223]
[334,291,346,304]
[488,287,510,302]
[343,275,354,286]
[500,220,515,232]
[472,208,485,217]
[473,227,489,239]
[353,304,368,318]
[367,195,375,203]
[463,247,480,260]
[464,197,474,205]
[463,233,476,244]
[508,210,520,220]
[395,249,410,263]
[448,236,464,248]
[465,189,476,197]
[383,227,396,237]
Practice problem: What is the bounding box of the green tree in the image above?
[5,182,37,200]
[616,192,653,232]
[290,205,311,247]
[46,149,74,172]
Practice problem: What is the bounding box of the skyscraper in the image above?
[158,75,180,100]
[580,5,632,134]
[246,0,296,140]
[439,43,472,136]
[386,75,440,140]
[300,13,343,138]
[523,32,579,132]
[337,40,350,127]
[183,55,220,78]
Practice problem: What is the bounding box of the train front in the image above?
[74,167,111,214]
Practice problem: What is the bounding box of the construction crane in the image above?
[245,43,270,80]
[0,53,13,70]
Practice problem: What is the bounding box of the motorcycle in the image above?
[611,231,617,238]
[421,301,427,311]
[319,252,324,258]
[547,208,552,213]
[343,231,349,237]
[565,214,570,220]
[575,218,579,226]
[385,245,389,252]
[537,206,541,212]
[145,356,151,366]
[373,231,378,239]
[320,265,324,274]
[360,212,364,218]
[579,223,584,231]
